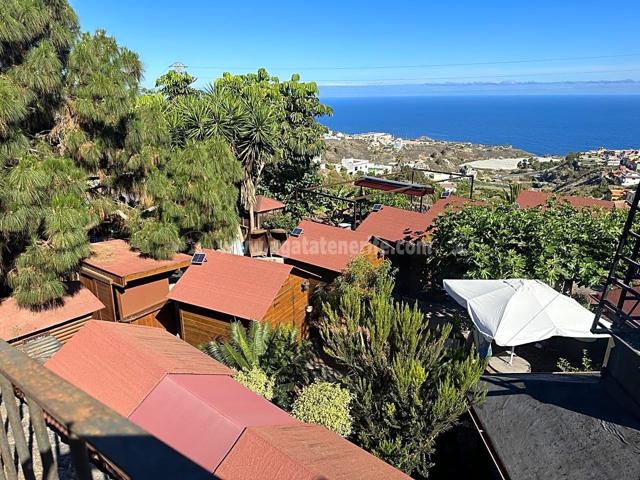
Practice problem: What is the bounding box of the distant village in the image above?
[321,130,640,201]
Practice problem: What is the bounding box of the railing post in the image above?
[26,399,58,480]
[0,375,35,480]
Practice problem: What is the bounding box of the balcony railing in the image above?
[0,339,211,480]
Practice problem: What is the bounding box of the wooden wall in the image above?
[129,302,178,333]
[115,277,169,320]
[80,272,175,333]
[179,304,242,347]
[360,242,384,267]
[262,273,309,334]
[10,315,93,348]
[178,272,311,347]
[80,274,116,322]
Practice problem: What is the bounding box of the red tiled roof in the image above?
[356,206,431,243]
[130,374,299,472]
[516,190,616,210]
[423,196,481,230]
[0,283,104,342]
[83,239,191,280]
[216,424,411,479]
[167,250,292,320]
[46,321,232,416]
[255,195,285,213]
[276,220,373,273]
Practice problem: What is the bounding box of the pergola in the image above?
[298,175,434,228]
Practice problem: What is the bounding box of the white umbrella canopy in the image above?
[443,279,608,347]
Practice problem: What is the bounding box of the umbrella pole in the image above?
[509,346,515,365]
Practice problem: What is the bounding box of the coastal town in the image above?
[321,130,640,202]
[2,1,640,480]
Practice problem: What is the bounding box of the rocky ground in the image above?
[323,136,533,171]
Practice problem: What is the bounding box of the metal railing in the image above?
[592,181,640,333]
[0,339,211,480]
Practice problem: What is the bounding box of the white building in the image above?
[440,181,457,193]
[368,163,393,175]
[338,158,371,174]
[621,172,640,187]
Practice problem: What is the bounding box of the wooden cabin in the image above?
[356,197,478,292]
[276,220,383,286]
[0,282,104,360]
[46,321,410,480]
[167,249,309,346]
[241,195,286,233]
[254,195,285,228]
[79,240,191,332]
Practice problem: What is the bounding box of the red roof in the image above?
[255,195,285,213]
[353,176,433,197]
[590,287,640,325]
[83,239,191,280]
[130,374,299,472]
[422,196,481,232]
[277,220,373,274]
[46,321,232,416]
[167,250,293,320]
[356,206,431,243]
[47,321,408,478]
[216,424,411,479]
[0,283,104,342]
[516,190,616,210]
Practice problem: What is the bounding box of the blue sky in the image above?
[71,0,640,90]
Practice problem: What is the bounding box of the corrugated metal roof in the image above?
[277,220,373,273]
[516,190,616,210]
[45,321,233,416]
[167,249,293,320]
[129,375,299,472]
[0,282,104,342]
[215,424,411,479]
[18,335,62,362]
[255,195,285,213]
[356,205,432,243]
[83,239,191,279]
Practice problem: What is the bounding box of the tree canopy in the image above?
[1,1,331,305]
[0,0,92,306]
[428,200,626,290]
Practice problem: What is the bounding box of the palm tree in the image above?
[202,322,271,371]
[175,88,279,232]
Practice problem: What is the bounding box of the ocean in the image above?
[319,95,640,155]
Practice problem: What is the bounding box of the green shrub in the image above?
[202,322,313,409]
[291,381,353,437]
[557,349,596,372]
[261,212,298,231]
[320,260,486,476]
[235,367,275,400]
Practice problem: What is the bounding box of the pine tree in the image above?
[0,0,94,306]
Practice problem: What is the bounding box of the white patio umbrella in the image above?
[443,279,608,362]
